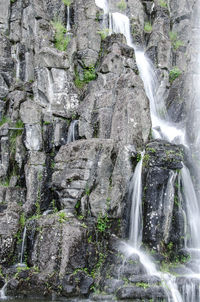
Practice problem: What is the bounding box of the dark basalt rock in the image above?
[142,140,185,254]
[116,285,167,300]
[62,271,94,297]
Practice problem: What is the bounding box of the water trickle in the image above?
[0,282,8,300]
[180,165,200,251]
[95,0,108,14]
[67,120,79,143]
[108,11,186,145]
[66,6,71,32]
[20,226,27,265]
[129,151,144,248]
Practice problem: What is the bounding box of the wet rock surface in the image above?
[143,140,185,255]
[0,0,195,300]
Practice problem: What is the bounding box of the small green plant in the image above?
[169,67,182,83]
[0,116,10,127]
[74,66,97,89]
[159,0,168,8]
[51,20,70,51]
[58,211,68,223]
[10,119,24,157]
[85,185,90,196]
[144,22,152,33]
[97,213,109,232]
[43,121,51,125]
[19,213,26,229]
[0,178,10,187]
[117,0,127,11]
[169,31,184,51]
[62,0,71,6]
[143,154,150,167]
[136,153,142,162]
[146,147,156,153]
[97,28,109,40]
[135,282,150,289]
[52,199,58,213]
[84,66,96,82]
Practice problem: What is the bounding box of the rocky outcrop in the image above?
[0,0,195,300]
[143,140,185,257]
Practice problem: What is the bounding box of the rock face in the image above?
[142,141,185,255]
[0,0,195,300]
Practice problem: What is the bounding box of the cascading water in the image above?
[95,0,200,301]
[94,1,197,301]
[66,6,71,32]
[0,282,8,300]
[128,152,144,248]
[67,120,79,143]
[20,226,27,265]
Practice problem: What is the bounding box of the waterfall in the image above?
[95,0,108,14]
[181,165,200,251]
[20,226,27,265]
[67,120,79,143]
[66,6,71,32]
[129,152,144,248]
[95,1,200,301]
[109,11,186,145]
[94,1,186,301]
[0,282,8,300]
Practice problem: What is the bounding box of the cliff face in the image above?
[0,0,195,300]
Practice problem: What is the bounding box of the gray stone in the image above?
[116,285,167,299]
[36,47,70,69]
[24,124,43,151]
[33,67,79,118]
[20,100,42,124]
[79,37,151,147]
[0,201,20,264]
[0,0,10,33]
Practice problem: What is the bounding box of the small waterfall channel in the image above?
[95,0,200,301]
[67,120,79,143]
[0,282,8,300]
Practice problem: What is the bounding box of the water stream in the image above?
[67,120,79,143]
[20,226,27,265]
[0,282,7,300]
[66,6,71,32]
[95,0,200,301]
[128,151,144,248]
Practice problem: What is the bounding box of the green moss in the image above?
[62,0,71,6]
[159,0,168,8]
[58,211,69,223]
[144,22,152,33]
[169,67,182,83]
[0,178,10,187]
[143,154,150,167]
[97,28,109,40]
[74,66,97,89]
[0,116,10,127]
[97,213,109,233]
[117,0,127,11]
[169,31,184,51]
[19,213,26,229]
[146,147,156,153]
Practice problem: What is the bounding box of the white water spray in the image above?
[66,6,71,32]
[129,152,144,248]
[67,120,78,143]
[0,282,8,300]
[95,0,108,14]
[20,226,27,265]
